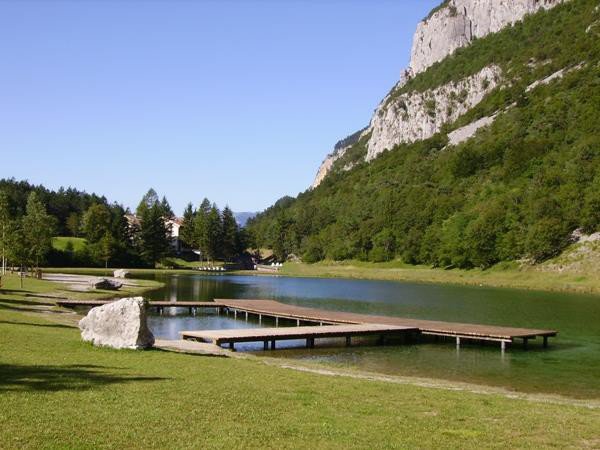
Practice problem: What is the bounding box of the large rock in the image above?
[79,297,155,349]
[113,269,130,279]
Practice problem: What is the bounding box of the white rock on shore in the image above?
[79,297,155,349]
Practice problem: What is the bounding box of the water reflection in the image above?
[136,273,600,399]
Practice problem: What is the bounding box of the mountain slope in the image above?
[248,0,600,269]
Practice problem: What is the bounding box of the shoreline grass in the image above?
[272,260,600,296]
[43,261,600,296]
[1,305,599,448]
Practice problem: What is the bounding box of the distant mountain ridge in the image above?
[234,212,257,227]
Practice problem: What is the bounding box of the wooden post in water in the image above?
[543,336,548,348]
[345,336,351,347]
[259,314,262,325]
[296,319,300,327]
[275,317,279,327]
[245,311,248,322]
[456,336,461,348]
[270,340,276,350]
[263,341,268,351]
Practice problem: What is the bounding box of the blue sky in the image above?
[0,0,439,214]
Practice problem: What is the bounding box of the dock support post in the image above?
[263,341,268,351]
[543,336,548,348]
[296,319,300,327]
[275,317,279,327]
[501,341,506,352]
[229,342,235,351]
[270,340,276,350]
[345,336,351,347]
[245,311,248,322]
[523,337,528,350]
[259,314,262,325]
[456,336,460,348]
[189,307,193,315]
[319,322,323,326]
[234,310,237,320]
[216,307,220,315]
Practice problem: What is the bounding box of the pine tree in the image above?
[137,191,171,266]
[160,196,174,219]
[180,202,196,249]
[205,204,222,261]
[193,198,212,260]
[221,206,239,262]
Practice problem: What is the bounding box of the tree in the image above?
[193,198,212,260]
[81,204,112,243]
[22,192,55,269]
[0,191,11,274]
[136,188,159,217]
[65,212,81,237]
[160,196,174,219]
[137,194,171,266]
[96,232,116,271]
[180,203,196,249]
[221,206,239,261]
[205,205,223,261]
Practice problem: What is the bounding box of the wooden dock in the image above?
[181,324,418,351]
[56,300,222,315]
[215,299,557,351]
[57,298,557,351]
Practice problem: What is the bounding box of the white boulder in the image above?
[79,297,155,349]
[113,269,131,279]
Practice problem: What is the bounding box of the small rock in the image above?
[79,297,155,349]
[90,278,122,290]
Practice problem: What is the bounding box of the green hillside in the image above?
[248,0,600,269]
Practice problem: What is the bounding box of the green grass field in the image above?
[0,274,599,448]
[51,236,88,252]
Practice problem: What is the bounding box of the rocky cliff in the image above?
[311,0,567,187]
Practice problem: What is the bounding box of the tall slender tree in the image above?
[0,191,11,275]
[221,206,239,262]
[180,203,196,249]
[193,198,212,261]
[205,204,223,261]
[137,190,171,266]
[22,192,55,270]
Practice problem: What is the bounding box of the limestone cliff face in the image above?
[311,0,567,188]
[366,65,501,160]
[409,0,566,75]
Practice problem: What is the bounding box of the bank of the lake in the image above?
[45,260,600,296]
[1,298,599,448]
[274,260,600,295]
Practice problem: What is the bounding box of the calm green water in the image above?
[141,273,600,399]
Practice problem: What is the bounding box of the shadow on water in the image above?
[0,364,167,392]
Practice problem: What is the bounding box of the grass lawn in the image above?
[52,236,88,252]
[277,260,600,295]
[0,278,599,448]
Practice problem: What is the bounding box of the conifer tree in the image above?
[221,206,239,262]
[180,202,196,249]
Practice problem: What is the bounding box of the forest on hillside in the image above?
[0,180,246,269]
[247,0,600,268]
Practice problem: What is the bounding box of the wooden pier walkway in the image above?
[57,298,557,351]
[215,299,557,351]
[56,300,222,315]
[181,324,417,350]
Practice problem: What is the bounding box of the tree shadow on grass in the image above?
[0,364,168,392]
[0,320,75,329]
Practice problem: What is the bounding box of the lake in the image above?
[140,273,600,399]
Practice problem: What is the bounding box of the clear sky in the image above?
[0,0,439,215]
